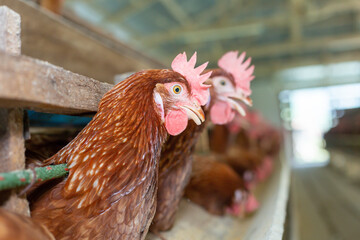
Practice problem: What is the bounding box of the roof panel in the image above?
[123,2,179,35]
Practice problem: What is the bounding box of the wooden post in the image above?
[0,6,29,215]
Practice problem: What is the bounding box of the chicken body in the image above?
[226,128,264,175]
[0,208,54,240]
[210,111,281,186]
[30,69,205,240]
[184,155,249,216]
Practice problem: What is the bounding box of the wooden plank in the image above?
[158,0,190,26]
[0,109,29,215]
[103,0,157,24]
[0,0,164,84]
[289,0,303,43]
[238,50,360,78]
[0,52,113,114]
[0,6,20,54]
[40,0,63,15]
[143,22,265,46]
[141,14,286,46]
[0,6,29,215]
[143,0,360,47]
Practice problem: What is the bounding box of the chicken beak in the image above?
[180,105,205,125]
[225,91,253,117]
[226,96,247,117]
[243,96,253,107]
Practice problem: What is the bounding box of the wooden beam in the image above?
[0,6,29,216]
[183,23,263,43]
[207,0,245,28]
[0,0,163,84]
[157,33,360,78]
[59,9,166,68]
[188,32,360,70]
[159,0,190,26]
[0,52,113,114]
[244,33,360,58]
[143,22,264,46]
[141,15,286,46]
[0,7,20,54]
[305,0,360,24]
[62,0,142,39]
[103,0,157,24]
[356,12,360,31]
[60,0,162,67]
[289,0,303,43]
[142,0,360,47]
[186,0,224,29]
[188,0,229,29]
[254,50,360,77]
[39,0,64,14]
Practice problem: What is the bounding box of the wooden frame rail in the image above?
[0,0,165,84]
[0,5,115,215]
[0,5,28,215]
[0,52,113,114]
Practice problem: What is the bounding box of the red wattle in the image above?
[210,101,234,124]
[165,110,188,136]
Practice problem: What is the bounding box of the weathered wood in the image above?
[40,0,63,15]
[0,6,29,215]
[0,0,164,84]
[0,52,113,114]
[0,109,29,215]
[0,6,21,55]
[211,48,360,78]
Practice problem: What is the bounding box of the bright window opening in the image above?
[280,83,360,168]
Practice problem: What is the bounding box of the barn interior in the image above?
[0,0,359,239]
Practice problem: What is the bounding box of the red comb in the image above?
[218,51,255,96]
[172,52,211,105]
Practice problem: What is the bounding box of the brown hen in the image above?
[184,155,258,216]
[151,51,254,232]
[0,208,54,240]
[30,53,211,240]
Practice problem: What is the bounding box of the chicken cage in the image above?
[0,1,290,239]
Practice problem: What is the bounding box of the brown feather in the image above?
[150,120,205,231]
[184,155,247,216]
[0,208,54,240]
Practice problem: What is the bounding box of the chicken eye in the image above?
[172,85,182,94]
[220,80,226,86]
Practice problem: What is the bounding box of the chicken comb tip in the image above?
[171,52,211,105]
[218,51,255,97]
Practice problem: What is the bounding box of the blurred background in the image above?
[21,0,360,239]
